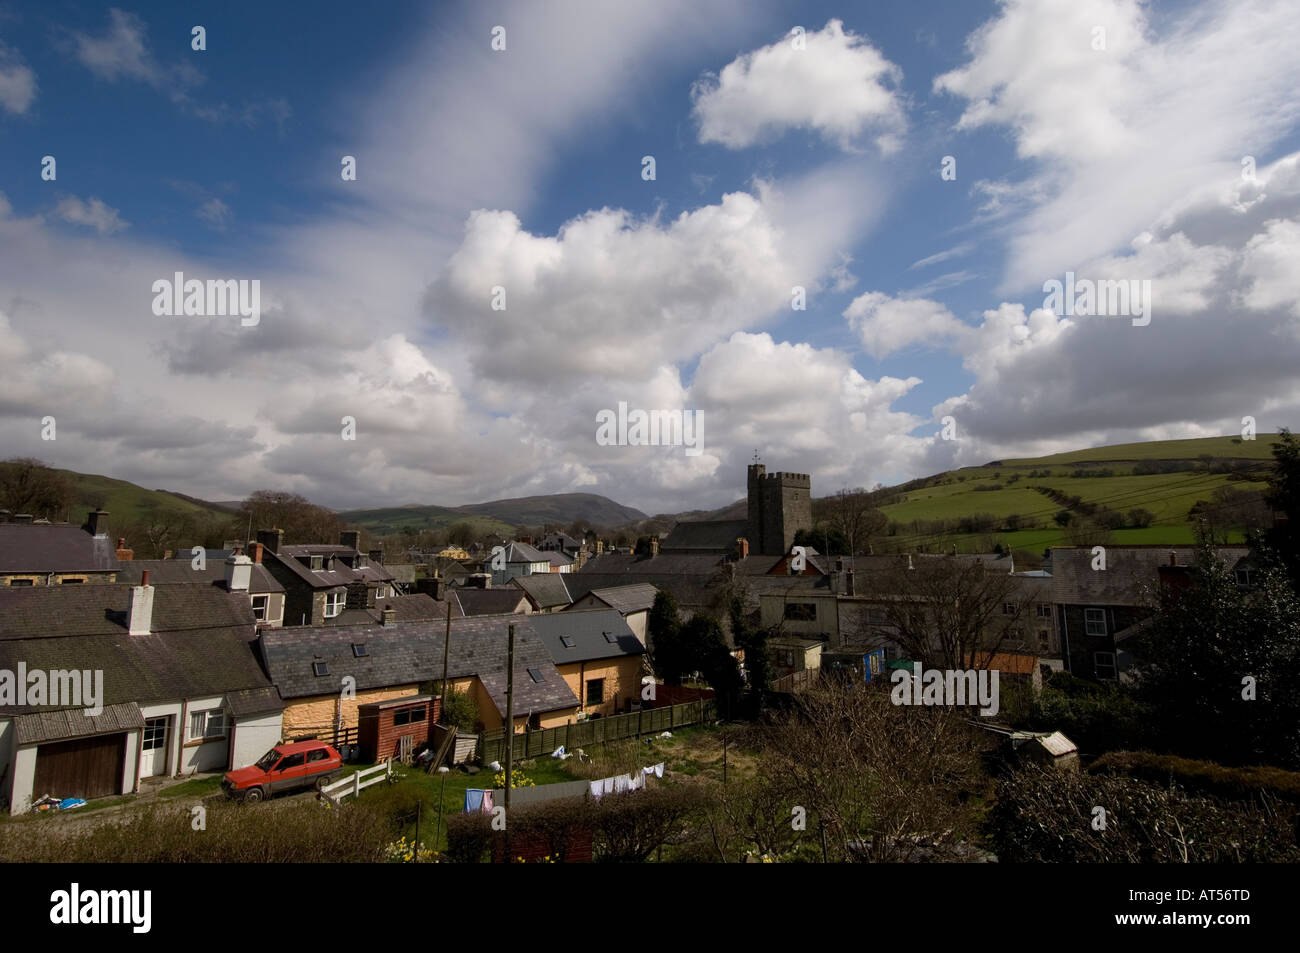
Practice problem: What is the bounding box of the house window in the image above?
[527,668,544,683]
[784,603,816,622]
[9,579,33,587]
[1235,569,1254,587]
[1036,603,1052,619]
[310,555,324,571]
[394,705,426,726]
[188,709,226,741]
[142,717,166,750]
[59,577,84,584]
[324,590,345,618]
[586,678,605,705]
[376,585,387,599]
[1094,651,1117,680]
[251,595,268,621]
[1084,608,1107,637]
[1003,603,1017,616]
[312,661,329,677]
[352,643,367,657]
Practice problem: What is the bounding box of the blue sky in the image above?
[2,1,1300,514]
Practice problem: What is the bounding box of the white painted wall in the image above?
[231,710,282,768]
[9,744,36,814]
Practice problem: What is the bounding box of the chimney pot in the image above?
[649,536,659,557]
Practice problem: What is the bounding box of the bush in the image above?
[1090,751,1300,805]
[989,766,1300,862]
[0,799,392,863]
[445,811,493,863]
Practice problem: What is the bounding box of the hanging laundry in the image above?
[464,789,484,812]
[628,773,644,791]
[642,765,655,776]
[481,790,495,813]
[614,774,630,793]
[602,776,616,795]
[589,779,604,799]
[654,763,665,778]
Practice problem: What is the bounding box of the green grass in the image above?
[54,469,231,528]
[995,434,1281,466]
[336,507,514,538]
[157,775,223,799]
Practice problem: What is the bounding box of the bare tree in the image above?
[0,458,74,520]
[868,554,1027,670]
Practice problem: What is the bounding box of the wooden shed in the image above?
[358,694,439,764]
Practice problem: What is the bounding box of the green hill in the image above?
[55,469,232,530]
[859,434,1280,557]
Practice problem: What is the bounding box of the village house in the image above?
[1049,545,1251,682]
[255,528,397,626]
[118,549,287,627]
[563,582,658,644]
[530,609,647,717]
[258,612,581,743]
[0,509,124,586]
[510,572,573,613]
[0,576,282,813]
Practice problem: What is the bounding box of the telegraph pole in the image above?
[504,624,515,862]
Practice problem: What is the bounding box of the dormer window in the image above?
[1236,568,1254,587]
[310,555,324,571]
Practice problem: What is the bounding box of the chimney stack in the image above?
[596,539,604,555]
[845,568,856,597]
[649,536,659,557]
[381,605,396,625]
[368,545,384,566]
[339,530,362,551]
[115,538,134,561]
[735,537,749,560]
[247,541,264,564]
[128,571,155,635]
[256,528,284,555]
[85,509,109,538]
[225,552,253,592]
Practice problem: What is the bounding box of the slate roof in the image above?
[324,593,456,627]
[0,625,274,716]
[226,686,285,717]
[454,588,530,617]
[117,559,284,594]
[531,609,644,664]
[511,573,572,610]
[0,523,119,574]
[578,584,659,615]
[14,702,146,745]
[659,519,749,553]
[1050,545,1250,606]
[267,546,393,589]
[259,614,579,716]
[0,583,258,640]
[545,551,573,569]
[504,541,549,564]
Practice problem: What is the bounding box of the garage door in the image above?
[33,733,127,801]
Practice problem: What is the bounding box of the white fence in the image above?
[320,759,392,805]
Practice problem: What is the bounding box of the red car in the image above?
[222,740,342,802]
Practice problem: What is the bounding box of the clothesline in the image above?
[589,763,665,799]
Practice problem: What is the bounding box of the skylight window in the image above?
[560,636,576,648]
[312,661,329,677]
[352,643,367,658]
[527,668,544,683]
[603,631,618,643]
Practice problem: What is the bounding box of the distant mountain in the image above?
[454,493,647,527]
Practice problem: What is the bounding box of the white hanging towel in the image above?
[589,780,603,799]
[614,774,630,793]
[642,765,655,776]
[602,776,616,795]
[654,762,665,778]
[628,772,644,791]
